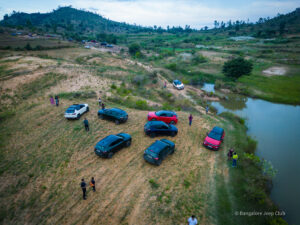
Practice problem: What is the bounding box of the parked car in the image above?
[203,126,225,150]
[98,108,128,124]
[144,121,178,138]
[94,133,131,158]
[173,80,184,90]
[147,110,178,124]
[143,139,175,165]
[64,104,89,119]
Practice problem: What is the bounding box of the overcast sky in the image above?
[0,0,299,28]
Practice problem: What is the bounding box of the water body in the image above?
[202,84,300,224]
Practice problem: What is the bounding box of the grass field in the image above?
[0,47,285,225]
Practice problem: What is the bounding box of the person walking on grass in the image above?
[205,105,209,114]
[80,178,87,200]
[227,148,234,161]
[55,95,59,107]
[50,96,55,105]
[189,114,193,126]
[98,97,102,106]
[232,152,238,167]
[90,177,96,192]
[188,215,198,225]
[101,103,105,110]
[83,118,89,132]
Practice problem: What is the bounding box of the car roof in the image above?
[212,126,224,134]
[107,108,126,113]
[97,135,122,146]
[147,140,168,153]
[157,110,175,114]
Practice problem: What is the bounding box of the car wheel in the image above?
[170,121,175,124]
[107,152,114,158]
[99,114,104,119]
[171,131,176,137]
[170,148,175,154]
[76,114,80,120]
[86,107,89,112]
[150,132,156,138]
[156,159,162,166]
[115,120,120,125]
[151,118,156,121]
[126,140,131,147]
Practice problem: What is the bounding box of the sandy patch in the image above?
[263,67,286,76]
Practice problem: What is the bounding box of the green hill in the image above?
[0,6,151,40]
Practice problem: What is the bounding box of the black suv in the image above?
[98,108,128,124]
[144,121,178,138]
[94,133,131,158]
[143,139,175,165]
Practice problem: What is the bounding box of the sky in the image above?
[0,0,299,28]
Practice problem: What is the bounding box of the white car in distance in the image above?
[65,104,89,119]
[173,80,184,90]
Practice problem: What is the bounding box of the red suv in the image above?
[147,110,178,124]
[203,126,225,150]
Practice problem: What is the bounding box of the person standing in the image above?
[227,148,234,161]
[232,152,238,167]
[50,96,55,105]
[188,215,198,225]
[80,178,87,200]
[90,177,96,192]
[98,97,102,106]
[188,114,193,126]
[101,103,105,110]
[83,118,89,131]
[205,105,209,114]
[55,95,59,107]
[164,81,167,88]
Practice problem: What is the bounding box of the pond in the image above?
[203,84,300,224]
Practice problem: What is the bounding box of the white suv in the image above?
[173,80,184,90]
[64,104,89,119]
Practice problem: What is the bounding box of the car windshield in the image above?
[145,150,158,157]
[208,131,222,141]
[66,108,75,113]
[174,80,182,85]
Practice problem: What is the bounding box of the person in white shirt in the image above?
[188,215,198,225]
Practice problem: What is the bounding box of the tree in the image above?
[222,57,253,79]
[129,43,141,55]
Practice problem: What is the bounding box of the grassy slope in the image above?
[0,48,284,225]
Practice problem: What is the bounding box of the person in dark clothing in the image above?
[83,118,89,131]
[227,148,234,161]
[98,97,102,106]
[188,114,193,126]
[90,177,96,192]
[205,105,209,114]
[55,95,59,106]
[80,178,87,200]
[101,103,105,110]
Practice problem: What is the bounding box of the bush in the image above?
[58,91,96,100]
[135,100,148,110]
[222,57,253,79]
[129,43,141,55]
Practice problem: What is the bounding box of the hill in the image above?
[0,6,151,41]
[209,8,300,37]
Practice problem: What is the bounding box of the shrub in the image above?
[129,43,141,55]
[58,91,96,100]
[135,100,148,110]
[222,57,253,79]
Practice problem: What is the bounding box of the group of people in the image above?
[50,95,59,106]
[80,177,96,200]
[98,97,105,110]
[227,148,238,167]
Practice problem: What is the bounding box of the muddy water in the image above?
[202,84,300,224]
